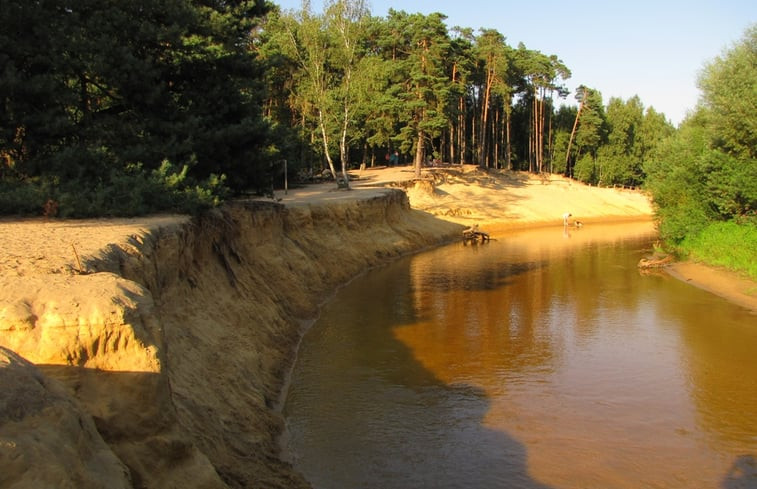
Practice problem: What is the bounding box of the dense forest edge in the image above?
[0,1,754,278]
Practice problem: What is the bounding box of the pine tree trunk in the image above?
[482,70,493,167]
[494,107,500,169]
[449,121,455,164]
[547,101,553,173]
[565,90,587,175]
[506,106,512,170]
[414,130,424,178]
[459,97,466,164]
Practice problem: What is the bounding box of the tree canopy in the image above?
[1,0,273,216]
[260,2,676,191]
[644,25,756,244]
[1,0,700,218]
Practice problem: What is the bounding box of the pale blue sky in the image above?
[273,0,756,126]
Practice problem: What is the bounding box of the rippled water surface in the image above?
[282,222,757,488]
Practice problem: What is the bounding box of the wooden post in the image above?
[283,159,288,195]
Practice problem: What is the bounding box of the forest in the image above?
[258,2,676,187]
[0,1,754,273]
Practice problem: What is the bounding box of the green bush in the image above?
[0,179,47,215]
[573,153,597,184]
[679,220,757,280]
[0,160,230,217]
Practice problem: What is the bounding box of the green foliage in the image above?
[594,96,674,187]
[261,4,680,181]
[0,179,47,215]
[387,10,454,170]
[0,0,272,215]
[645,25,757,252]
[698,24,757,160]
[573,88,608,159]
[679,220,757,281]
[644,122,714,242]
[596,149,637,186]
[573,153,597,184]
[550,130,570,175]
[0,160,228,217]
[701,149,757,219]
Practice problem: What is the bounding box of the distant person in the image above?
[563,212,572,226]
[389,151,399,167]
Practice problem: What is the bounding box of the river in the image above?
[282,221,757,489]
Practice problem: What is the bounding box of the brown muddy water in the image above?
[282,221,757,489]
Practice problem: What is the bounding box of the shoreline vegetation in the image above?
[1,165,754,489]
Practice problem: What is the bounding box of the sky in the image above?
[272,0,756,126]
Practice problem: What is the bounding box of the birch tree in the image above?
[323,0,370,186]
[276,5,340,182]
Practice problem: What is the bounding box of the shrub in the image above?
[0,160,230,217]
[679,220,757,280]
[0,179,47,215]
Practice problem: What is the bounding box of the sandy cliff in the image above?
[0,189,461,488]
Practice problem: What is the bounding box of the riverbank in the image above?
[0,165,752,488]
[666,261,757,313]
[0,191,461,488]
[353,165,755,313]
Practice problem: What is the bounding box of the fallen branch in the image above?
[638,254,673,269]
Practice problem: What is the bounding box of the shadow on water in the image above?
[283,248,554,489]
[287,221,757,488]
[723,455,757,489]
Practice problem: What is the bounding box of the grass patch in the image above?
[679,220,757,281]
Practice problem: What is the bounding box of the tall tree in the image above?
[276,5,341,183]
[698,24,757,160]
[474,29,510,168]
[636,107,674,165]
[571,87,607,183]
[598,95,644,185]
[514,45,570,173]
[323,0,370,186]
[645,24,756,242]
[564,85,588,172]
[0,0,272,193]
[446,27,475,165]
[387,10,453,177]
